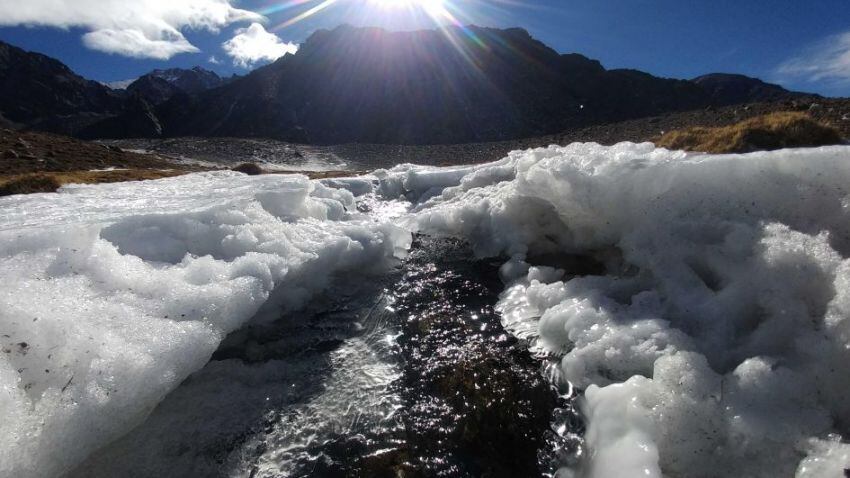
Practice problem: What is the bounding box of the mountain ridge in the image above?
[0,26,820,144]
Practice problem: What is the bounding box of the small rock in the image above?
[3,149,19,159]
[232,162,264,175]
[14,138,30,149]
[809,103,823,111]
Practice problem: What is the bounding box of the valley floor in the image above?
[101,99,850,170]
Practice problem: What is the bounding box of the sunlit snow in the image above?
[3,143,850,476]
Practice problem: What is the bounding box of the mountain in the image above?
[0,28,821,144]
[84,26,702,143]
[125,76,182,106]
[0,40,123,134]
[148,67,224,94]
[93,25,811,144]
[692,73,812,106]
[123,67,225,105]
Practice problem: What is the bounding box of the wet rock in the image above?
[388,237,562,477]
[231,162,264,175]
[289,236,568,477]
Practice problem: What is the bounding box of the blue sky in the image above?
[0,0,848,96]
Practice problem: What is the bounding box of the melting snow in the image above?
[4,143,850,476]
[378,142,850,477]
[0,171,409,477]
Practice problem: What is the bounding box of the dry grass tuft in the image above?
[0,174,62,196]
[656,112,844,154]
[232,163,264,175]
[0,169,187,196]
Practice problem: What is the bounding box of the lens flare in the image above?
[272,0,340,29]
[370,0,445,10]
[268,0,465,30]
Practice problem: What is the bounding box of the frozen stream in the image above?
[4,143,850,477]
[72,234,574,477]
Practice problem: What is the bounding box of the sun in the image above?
[370,0,447,14]
[371,0,437,6]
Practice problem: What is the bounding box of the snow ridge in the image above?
[383,142,850,477]
[0,172,408,477]
[5,142,850,476]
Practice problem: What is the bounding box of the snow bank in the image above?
[390,143,850,477]
[0,172,409,477]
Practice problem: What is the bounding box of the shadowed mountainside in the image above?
[1,26,819,144]
[0,41,124,134]
[123,67,227,105]
[89,25,814,144]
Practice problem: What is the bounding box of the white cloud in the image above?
[222,23,298,68]
[83,29,199,60]
[0,0,263,60]
[777,31,850,85]
[208,55,222,65]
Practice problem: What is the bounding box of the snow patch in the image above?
[0,172,409,477]
[388,142,850,477]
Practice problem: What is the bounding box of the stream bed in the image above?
[73,235,582,477]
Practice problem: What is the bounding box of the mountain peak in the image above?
[692,72,815,105]
[122,67,225,105]
[0,40,122,131]
[0,28,825,143]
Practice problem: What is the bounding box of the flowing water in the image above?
[74,230,584,477]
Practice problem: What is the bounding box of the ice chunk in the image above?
[0,172,408,477]
[396,143,850,476]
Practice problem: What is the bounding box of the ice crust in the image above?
[378,142,850,477]
[0,172,409,477]
[6,142,850,477]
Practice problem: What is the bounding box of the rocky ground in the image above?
[0,129,353,195]
[3,99,848,195]
[0,128,182,175]
[102,99,850,170]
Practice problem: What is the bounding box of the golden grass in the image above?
[0,170,187,196]
[0,174,63,196]
[655,112,844,154]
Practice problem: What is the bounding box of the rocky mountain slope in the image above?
[99,25,813,144]
[124,67,226,105]
[692,73,803,105]
[0,41,124,134]
[1,27,818,144]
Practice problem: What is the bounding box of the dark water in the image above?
[74,236,579,478]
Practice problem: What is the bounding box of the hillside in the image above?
[89,25,812,144]
[0,41,124,134]
[1,26,818,145]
